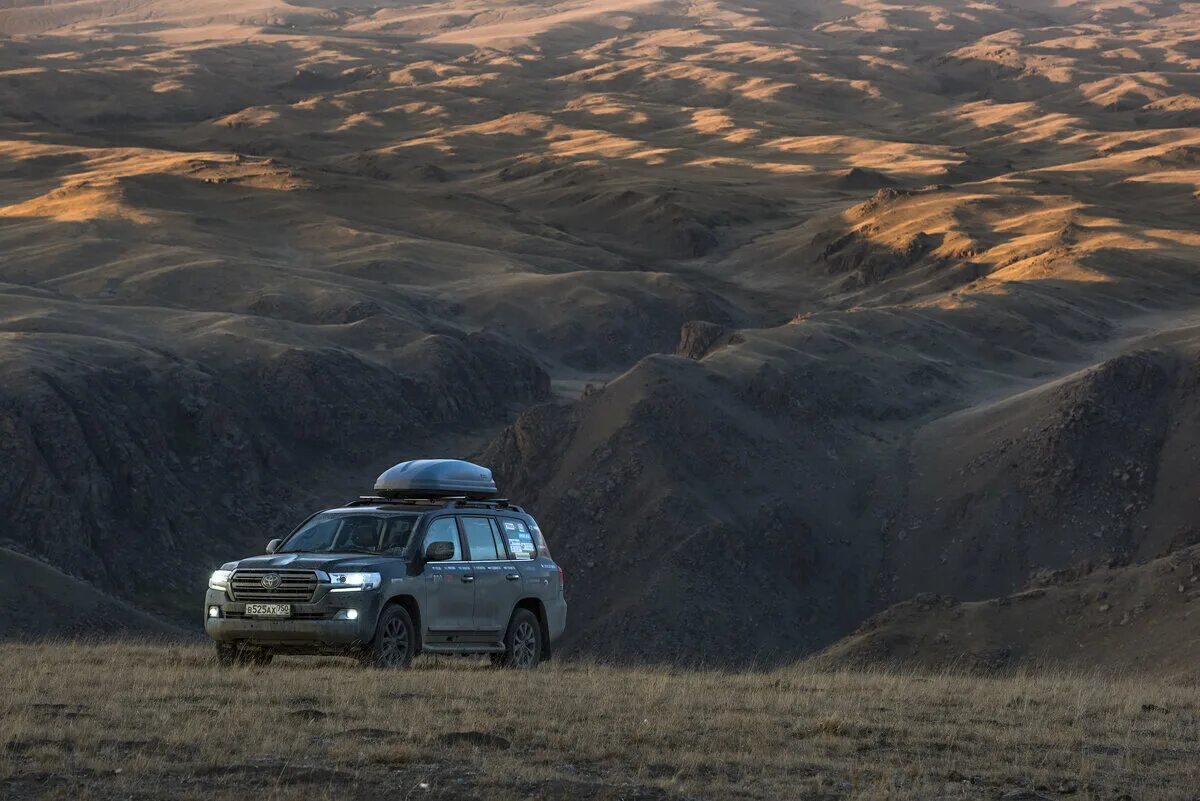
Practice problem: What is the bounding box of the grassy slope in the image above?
[1,644,1197,800]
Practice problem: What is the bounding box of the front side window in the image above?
[460,516,501,561]
[281,512,418,554]
[422,517,462,561]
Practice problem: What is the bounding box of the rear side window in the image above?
[487,519,509,559]
[500,518,537,560]
[460,516,501,561]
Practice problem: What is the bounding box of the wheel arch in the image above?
[382,593,423,653]
[512,597,551,660]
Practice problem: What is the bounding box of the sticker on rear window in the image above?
[508,530,536,558]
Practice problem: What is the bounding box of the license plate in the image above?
[245,603,291,618]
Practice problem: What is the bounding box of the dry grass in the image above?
[0,643,1197,801]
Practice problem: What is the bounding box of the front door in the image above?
[420,516,475,634]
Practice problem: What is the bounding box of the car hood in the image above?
[232,553,400,572]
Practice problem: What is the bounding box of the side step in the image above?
[422,642,505,654]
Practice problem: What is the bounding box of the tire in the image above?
[362,605,415,669]
[216,644,272,667]
[215,643,238,667]
[238,649,273,667]
[495,609,542,669]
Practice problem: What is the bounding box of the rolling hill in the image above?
[1,0,1199,666]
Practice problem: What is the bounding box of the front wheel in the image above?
[239,649,273,666]
[214,644,273,667]
[362,605,415,669]
[494,609,542,669]
[215,643,238,667]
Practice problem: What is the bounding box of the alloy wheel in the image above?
[512,621,538,667]
[379,616,410,666]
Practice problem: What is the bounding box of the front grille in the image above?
[230,569,318,603]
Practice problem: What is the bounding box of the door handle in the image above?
[460,575,475,583]
[505,574,521,581]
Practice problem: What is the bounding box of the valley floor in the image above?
[0,643,1196,800]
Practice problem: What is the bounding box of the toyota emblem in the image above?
[260,573,282,590]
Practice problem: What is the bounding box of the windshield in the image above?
[280,512,419,555]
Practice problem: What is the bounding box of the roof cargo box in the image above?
[374,459,498,500]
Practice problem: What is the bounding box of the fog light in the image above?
[208,606,220,618]
[335,609,359,621]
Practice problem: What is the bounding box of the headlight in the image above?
[209,569,233,591]
[329,572,381,592]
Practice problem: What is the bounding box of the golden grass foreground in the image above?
[0,643,1197,800]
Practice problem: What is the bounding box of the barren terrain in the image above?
[3,642,1199,800]
[3,0,1200,666]
[820,544,1200,680]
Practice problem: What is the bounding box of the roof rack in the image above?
[344,496,524,513]
[458,499,525,513]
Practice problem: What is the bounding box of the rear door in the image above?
[459,515,522,636]
[419,516,475,634]
[498,516,553,597]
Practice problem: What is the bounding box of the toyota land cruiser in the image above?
[203,460,566,669]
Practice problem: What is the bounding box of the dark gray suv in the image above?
[203,460,566,669]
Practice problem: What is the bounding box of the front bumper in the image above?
[204,588,380,650]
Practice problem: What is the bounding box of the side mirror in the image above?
[424,541,456,562]
[266,539,282,554]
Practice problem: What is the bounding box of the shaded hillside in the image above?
[485,326,1200,664]
[0,324,547,620]
[818,544,1200,681]
[0,549,183,640]
[882,346,1200,605]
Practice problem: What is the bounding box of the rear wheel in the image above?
[362,605,415,669]
[494,609,542,669]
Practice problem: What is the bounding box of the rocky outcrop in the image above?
[674,320,730,360]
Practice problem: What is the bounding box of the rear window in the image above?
[499,518,537,560]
